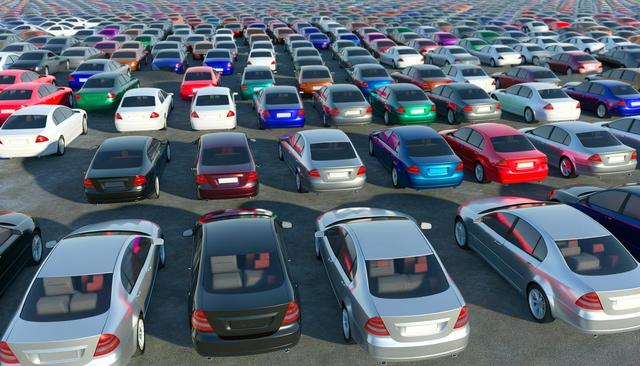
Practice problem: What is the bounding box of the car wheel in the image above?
[30,231,43,264]
[454,217,469,250]
[524,107,535,123]
[56,137,65,156]
[474,162,488,183]
[277,143,285,161]
[596,103,608,118]
[322,113,329,127]
[152,176,160,199]
[532,56,539,65]
[295,171,307,193]
[68,93,75,107]
[490,58,496,67]
[446,108,456,125]
[495,79,501,89]
[158,241,166,269]
[566,68,572,76]
[166,143,171,162]
[341,306,354,343]
[81,116,88,135]
[391,166,402,188]
[527,284,554,323]
[44,66,49,76]
[135,316,146,355]
[559,156,577,178]
[66,60,70,70]
[368,138,374,156]
[383,111,390,125]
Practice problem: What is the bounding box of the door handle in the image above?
[606,216,613,221]
[493,240,503,246]
[136,291,142,298]
[340,280,346,287]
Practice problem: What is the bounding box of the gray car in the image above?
[314,208,469,362]
[595,117,640,152]
[0,220,166,366]
[8,50,69,75]
[150,41,184,58]
[42,37,79,55]
[520,121,637,178]
[61,47,105,69]
[513,43,551,65]
[425,46,480,67]
[336,46,371,68]
[596,49,640,68]
[454,196,640,333]
[312,84,373,126]
[278,129,366,192]
[428,83,501,124]
[1,42,38,55]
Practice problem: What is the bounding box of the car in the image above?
[1,42,38,55]
[312,84,372,127]
[247,49,276,72]
[60,47,104,69]
[425,46,480,67]
[203,49,234,75]
[346,64,393,96]
[431,32,459,46]
[469,45,523,67]
[76,72,140,111]
[545,43,580,54]
[42,36,79,55]
[0,220,165,365]
[491,66,561,89]
[297,65,333,95]
[492,37,520,47]
[520,121,637,178]
[454,197,640,333]
[150,41,184,58]
[406,38,439,55]
[599,36,635,51]
[369,83,436,125]
[428,83,501,125]
[111,48,147,72]
[545,51,602,75]
[596,117,640,152]
[472,30,501,44]
[512,43,551,65]
[442,64,495,92]
[179,66,221,101]
[192,41,213,61]
[190,87,237,130]
[330,40,356,59]
[0,105,87,157]
[287,40,314,55]
[240,66,275,100]
[379,46,424,69]
[94,40,120,58]
[369,125,463,188]
[491,83,581,123]
[114,88,173,132]
[0,52,18,70]
[596,49,640,68]
[441,123,547,183]
[567,36,605,54]
[391,64,452,92]
[0,82,74,124]
[185,35,207,52]
[183,209,299,356]
[8,50,69,75]
[83,135,170,203]
[82,35,107,48]
[336,47,371,68]
[307,33,330,49]
[0,211,41,294]
[215,41,239,61]
[67,59,130,91]
[458,38,490,53]
[151,49,188,74]
[563,80,640,118]
[314,208,469,362]
[278,129,365,192]
[0,69,55,92]
[134,35,158,51]
[586,68,640,90]
[292,47,321,61]
[523,20,550,33]
[253,86,304,129]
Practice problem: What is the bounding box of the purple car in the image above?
[97,28,118,39]
[432,32,459,46]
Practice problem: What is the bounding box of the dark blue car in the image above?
[549,185,640,259]
[67,59,129,90]
[563,80,640,118]
[254,86,305,129]
[346,64,393,96]
[369,125,464,189]
[203,49,234,75]
[151,49,188,73]
[339,34,361,46]
[307,33,330,49]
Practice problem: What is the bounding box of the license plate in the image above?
[402,324,439,337]
[1,109,14,114]
[103,181,125,188]
[276,112,291,118]
[312,85,322,90]
[9,139,28,145]
[476,106,490,113]
[410,109,425,115]
[631,101,640,107]
[428,167,446,175]
[218,177,238,184]
[79,78,88,82]
[608,154,625,164]
[612,296,640,310]
[328,171,349,179]
[517,162,534,169]
[345,110,360,116]
[214,68,223,71]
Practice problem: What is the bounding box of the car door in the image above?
[585,82,605,111]
[51,107,69,140]
[500,216,546,291]
[546,126,571,164]
[526,125,555,157]
[0,226,23,282]
[60,106,82,139]
[282,133,299,172]
[370,86,388,113]
[146,139,163,180]
[514,85,532,115]
[325,226,357,303]
[470,212,516,280]
[379,131,399,168]
[320,226,346,300]
[462,129,484,165]
[500,85,521,114]
[449,127,473,165]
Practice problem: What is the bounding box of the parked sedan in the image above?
[61,47,104,69]
[369,126,463,189]
[0,220,165,365]
[9,50,69,75]
[521,121,637,178]
[183,209,299,356]
[314,208,469,362]
[240,66,275,100]
[0,69,55,92]
[67,59,130,91]
[545,51,602,75]
[442,65,494,92]
[254,86,304,129]
[115,88,173,132]
[369,84,436,125]
[42,36,79,55]
[83,135,170,203]
[179,66,221,101]
[190,87,237,130]
[454,197,640,333]
[151,49,188,74]
[0,211,41,294]
[312,84,372,127]
[470,45,522,67]
[278,129,365,192]
[297,65,333,95]
[0,83,74,124]
[76,72,140,111]
[596,117,640,151]
[563,80,640,118]
[0,52,18,70]
[512,43,551,65]
[379,46,424,69]
[428,84,501,124]
[203,49,234,75]
[491,83,581,123]
[425,46,480,67]
[492,66,561,89]
[596,49,640,68]
[586,68,640,90]
[111,48,147,72]
[345,64,393,96]
[391,64,452,92]
[567,36,605,53]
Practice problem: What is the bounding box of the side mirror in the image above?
[280,221,293,229]
[420,222,432,230]
[45,241,57,249]
[472,217,482,224]
[153,238,164,246]
[182,229,194,237]
[314,231,324,238]
[232,92,239,97]
[249,138,257,143]
[299,90,304,94]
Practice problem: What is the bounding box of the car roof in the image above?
[513,204,610,240]
[264,85,297,93]
[12,105,61,115]
[100,135,150,151]
[591,79,629,87]
[347,219,432,260]
[391,125,440,139]
[124,87,160,96]
[521,82,561,90]
[203,217,278,255]
[201,131,247,148]
[186,66,213,73]
[470,123,519,137]
[300,128,349,143]
[550,121,603,132]
[88,71,121,79]
[196,86,230,95]
[39,236,127,277]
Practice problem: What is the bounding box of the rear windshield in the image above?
[461,68,487,77]
[348,49,370,56]
[574,54,595,62]
[265,92,299,104]
[201,145,250,166]
[557,236,637,275]
[2,114,47,129]
[244,70,273,80]
[0,75,16,84]
[3,45,25,51]
[76,63,104,72]
[576,131,619,148]
[207,50,230,58]
[92,149,143,169]
[610,84,638,96]
[398,49,418,55]
[301,69,330,79]
[395,89,428,102]
[310,142,356,161]
[0,89,32,100]
[20,53,44,60]
[113,51,136,58]
[84,78,115,88]
[532,70,557,79]
[185,72,212,81]
[154,43,177,50]
[250,51,272,58]
[195,44,212,50]
[205,252,283,294]
[196,94,230,106]
[121,96,155,107]
[48,39,67,45]
[332,90,365,103]
[96,43,115,50]
[405,138,452,156]
[490,135,535,152]
[449,48,467,54]
[366,255,449,299]
[20,274,113,322]
[458,88,489,100]
[538,89,568,99]
[361,68,388,78]
[62,50,85,57]
[417,69,445,78]
[157,51,180,58]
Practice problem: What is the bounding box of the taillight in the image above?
[617,100,627,106]
[195,174,207,185]
[395,106,405,114]
[406,165,420,174]
[107,92,116,99]
[247,171,258,181]
[366,106,373,113]
[543,103,554,110]
[0,341,18,364]
[191,310,214,332]
[364,317,389,336]
[67,75,74,81]
[262,110,270,117]
[491,79,496,85]
[35,135,48,143]
[632,150,637,160]
[271,60,276,65]
[132,175,147,186]
[462,105,473,112]
[355,80,368,87]
[328,107,340,116]
[115,112,123,120]
[191,111,199,118]
[93,334,120,358]
[495,102,501,110]
[455,162,463,171]
[308,169,321,178]
[576,102,581,109]
[430,104,436,112]
[226,110,235,117]
[357,165,366,175]
[454,305,469,329]
[575,292,603,311]
[297,109,305,116]
[588,154,602,163]
[227,62,232,67]
[282,301,300,325]
[240,84,248,90]
[83,178,95,188]
[495,159,508,167]
[150,112,160,118]
[75,94,82,100]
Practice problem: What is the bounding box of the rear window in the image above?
[62,50,85,57]
[460,68,486,77]
[201,145,250,166]
[576,131,620,148]
[538,89,568,99]
[557,236,637,275]
[0,75,16,84]
[349,49,370,56]
[76,63,104,72]
[532,70,557,79]
[405,138,452,156]
[574,54,596,62]
[449,48,466,54]
[185,72,212,81]
[20,53,44,60]
[301,69,330,79]
[361,68,388,78]
[2,114,47,129]
[48,39,67,45]
[398,48,418,55]
[310,142,356,161]
[395,89,428,102]
[490,135,535,152]
[113,51,136,58]
[121,96,156,108]
[0,89,32,100]
[205,252,283,294]
[417,69,445,78]
[20,274,113,322]
[244,70,273,80]
[366,255,449,299]
[92,149,143,169]
[157,51,180,58]
[84,78,115,88]
[250,51,272,58]
[332,90,365,103]
[196,94,230,106]
[265,92,299,104]
[458,88,489,100]
[154,44,177,51]
[96,43,116,50]
[609,84,639,96]
[207,50,230,58]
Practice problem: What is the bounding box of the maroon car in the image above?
[407,38,439,55]
[194,132,259,200]
[545,51,603,75]
[491,66,562,89]
[369,39,397,58]
[391,64,453,91]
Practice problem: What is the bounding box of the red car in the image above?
[440,123,548,184]
[0,70,55,92]
[180,66,221,100]
[391,64,453,91]
[368,39,397,58]
[0,82,74,124]
[545,51,603,75]
[407,38,439,55]
[491,66,561,89]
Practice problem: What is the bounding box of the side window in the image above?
[147,139,161,161]
[293,134,305,154]
[442,87,453,99]
[549,127,569,145]
[517,86,532,98]
[329,229,357,281]
[452,127,472,141]
[621,70,636,81]
[630,120,640,135]
[60,107,74,119]
[622,194,640,221]
[574,82,590,93]
[157,91,165,104]
[588,83,605,95]
[387,132,400,151]
[46,84,58,94]
[588,190,628,212]
[505,218,546,260]
[120,237,153,293]
[609,118,633,132]
[532,125,554,139]
[609,69,623,79]
[37,86,47,99]
[515,69,528,78]
[467,130,484,148]
[482,212,517,239]
[52,108,66,124]
[507,86,522,95]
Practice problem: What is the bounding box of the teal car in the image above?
[369,83,437,124]
[240,65,275,100]
[76,72,140,110]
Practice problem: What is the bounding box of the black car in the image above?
[0,211,42,294]
[183,209,300,357]
[83,136,171,203]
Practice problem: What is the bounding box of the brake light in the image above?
[0,341,18,364]
[366,106,373,113]
[575,292,603,311]
[262,110,270,117]
[364,317,389,336]
[175,63,182,68]
[328,107,340,116]
[93,334,120,358]
[227,110,235,117]
[191,111,199,118]
[227,62,232,67]
[308,169,321,178]
[75,94,81,100]
[357,165,366,175]
[107,92,116,99]
[544,103,554,110]
[132,175,147,186]
[406,165,420,174]
[271,60,276,65]
[617,100,627,106]
[191,310,214,332]
[354,80,368,87]
[632,150,637,160]
[247,171,258,181]
[491,79,496,85]
[453,305,469,329]
[462,105,473,112]
[115,112,123,120]
[282,301,300,325]
[496,159,508,167]
[588,154,602,163]
[240,84,248,90]
[576,102,581,109]
[150,112,160,118]
[297,109,305,116]
[83,178,95,188]
[195,174,207,185]
[35,135,48,143]
[455,162,463,171]
[395,106,405,114]
[67,75,74,81]
[495,102,501,110]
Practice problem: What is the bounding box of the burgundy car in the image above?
[432,32,459,46]
[545,51,603,75]
[369,39,397,58]
[492,66,562,89]
[407,38,439,55]
[194,132,259,200]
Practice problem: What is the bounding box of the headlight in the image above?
[34,66,41,71]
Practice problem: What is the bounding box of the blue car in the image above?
[151,49,188,73]
[300,27,321,37]
[339,33,361,46]
[307,33,330,49]
[369,125,463,189]
[564,80,640,118]
[549,185,640,259]
[67,59,129,90]
[203,49,234,75]
[254,86,305,129]
[346,64,394,96]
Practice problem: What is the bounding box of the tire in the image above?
[446,108,456,125]
[532,56,539,65]
[278,143,284,160]
[596,103,608,118]
[391,166,402,188]
[383,111,390,125]
[56,137,65,156]
[566,68,572,76]
[81,116,88,135]
[158,242,166,269]
[295,171,307,193]
[68,93,75,108]
[490,58,496,67]
[474,162,488,183]
[368,138,374,156]
[453,217,469,250]
[341,306,354,344]
[524,107,535,123]
[134,316,146,356]
[30,231,43,265]
[559,156,577,178]
[166,143,171,162]
[151,176,160,199]
[495,79,501,89]
[527,284,554,323]
[44,66,49,76]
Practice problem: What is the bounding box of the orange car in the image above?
[297,65,334,95]
[111,48,146,72]
[192,41,213,60]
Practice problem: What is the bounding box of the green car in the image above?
[472,30,500,44]
[76,72,140,110]
[459,38,489,52]
[134,35,157,52]
[369,84,436,125]
[240,65,275,100]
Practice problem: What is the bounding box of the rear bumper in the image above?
[77,99,117,110]
[327,114,372,125]
[491,167,549,184]
[394,111,437,124]
[192,323,300,357]
[459,110,501,123]
[306,176,366,192]
[198,182,258,199]
[85,186,147,203]
[560,305,640,334]
[576,161,637,176]
[365,326,469,362]
[115,119,164,132]
[610,105,640,117]
[0,143,53,158]
[535,108,581,122]
[261,116,305,128]
[191,117,237,130]
[406,172,463,189]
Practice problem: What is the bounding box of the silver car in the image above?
[1,220,166,366]
[596,117,640,152]
[513,43,551,65]
[424,46,480,67]
[61,47,104,69]
[312,84,372,126]
[469,45,522,67]
[520,121,637,178]
[454,196,640,334]
[314,208,469,362]
[278,129,366,192]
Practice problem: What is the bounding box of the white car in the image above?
[598,36,634,51]
[522,21,550,33]
[247,49,277,71]
[190,87,237,130]
[212,35,234,46]
[379,46,423,68]
[415,25,438,38]
[250,40,275,52]
[0,42,38,56]
[545,43,580,54]
[0,52,18,70]
[490,82,581,123]
[0,105,87,158]
[470,45,522,67]
[442,64,495,92]
[115,88,173,132]
[512,43,550,65]
[532,37,560,48]
[567,36,605,54]
[45,24,76,37]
